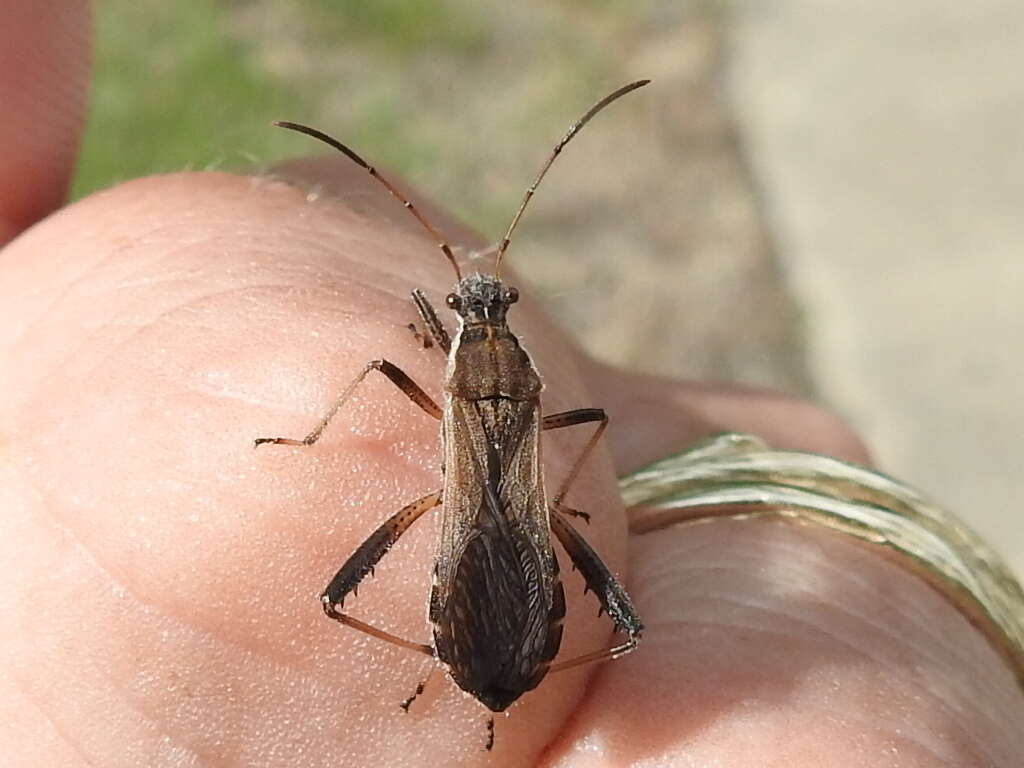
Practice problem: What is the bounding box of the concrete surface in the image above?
[727,2,1024,574]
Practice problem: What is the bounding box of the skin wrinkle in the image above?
[26,176,416,313]
[656,594,907,664]
[10,509,199,765]
[247,204,445,281]
[626,632,978,768]
[639,523,962,655]
[43,271,420,442]
[655,613,994,764]
[81,665,210,768]
[906,669,1018,765]
[31,498,387,767]
[107,642,278,767]
[13,680,99,768]
[102,250,419,321]
[248,227,411,280]
[3,241,116,352]
[660,566,934,661]
[535,656,618,763]
[92,295,359,340]
[635,526,1019,764]
[19,457,327,692]
[867,719,984,768]
[23,399,444,724]
[641,546,998,692]
[95,221,450,316]
[787,702,978,768]
[576,627,982,768]
[802,554,978,674]
[282,243,473,298]
[73,283,363,380]
[683,530,1004,679]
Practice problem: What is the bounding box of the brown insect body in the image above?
[431,274,562,711]
[256,80,650,744]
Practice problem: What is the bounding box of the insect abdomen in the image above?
[432,531,564,712]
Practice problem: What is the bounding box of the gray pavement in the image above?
[727,2,1024,574]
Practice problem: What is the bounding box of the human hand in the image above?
[2,3,1021,766]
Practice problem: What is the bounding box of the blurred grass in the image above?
[74,0,292,198]
[300,0,491,56]
[72,0,811,393]
[72,0,617,231]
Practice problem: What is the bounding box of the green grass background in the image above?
[73,0,640,232]
[73,0,808,397]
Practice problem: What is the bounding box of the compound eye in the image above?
[506,286,519,304]
[445,293,461,310]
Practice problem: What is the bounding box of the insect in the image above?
[255,80,647,749]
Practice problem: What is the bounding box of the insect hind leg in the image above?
[548,633,638,674]
[399,664,439,712]
[320,490,442,658]
[548,508,642,674]
[321,607,435,657]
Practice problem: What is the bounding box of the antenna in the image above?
[493,79,651,278]
[275,121,463,281]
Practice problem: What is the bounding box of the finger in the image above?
[0,0,90,244]
[0,168,628,766]
[580,359,871,473]
[542,520,1024,767]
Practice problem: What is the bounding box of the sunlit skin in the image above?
[2,3,1023,765]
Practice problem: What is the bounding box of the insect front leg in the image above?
[548,510,642,674]
[321,489,442,657]
[405,323,435,350]
[254,359,441,447]
[542,407,608,521]
[411,288,452,354]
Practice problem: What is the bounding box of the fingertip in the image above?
[2,168,630,765]
[270,154,485,253]
[0,0,91,242]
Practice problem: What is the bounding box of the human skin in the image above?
[2,3,1023,766]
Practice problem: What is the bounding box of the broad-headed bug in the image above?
[256,80,648,749]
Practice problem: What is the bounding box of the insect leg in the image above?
[405,322,435,350]
[399,663,439,712]
[548,510,642,674]
[411,289,451,354]
[254,359,441,447]
[321,489,442,657]
[548,635,638,675]
[485,716,495,751]
[542,408,608,513]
